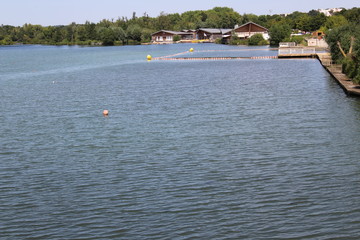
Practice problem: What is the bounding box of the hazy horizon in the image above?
[0,0,358,26]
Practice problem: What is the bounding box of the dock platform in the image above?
[278,53,317,58]
[278,47,317,58]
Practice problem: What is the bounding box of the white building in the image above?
[317,8,344,16]
[307,38,328,48]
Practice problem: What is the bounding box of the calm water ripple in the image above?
[1,44,360,239]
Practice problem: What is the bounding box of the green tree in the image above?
[76,25,87,42]
[211,7,241,28]
[324,15,348,30]
[168,13,182,29]
[98,19,112,28]
[326,23,360,83]
[325,23,360,62]
[126,24,142,42]
[204,10,219,28]
[180,10,206,29]
[115,17,128,30]
[34,31,45,43]
[342,7,360,23]
[248,33,266,45]
[156,12,172,30]
[257,15,270,27]
[353,37,360,83]
[112,26,127,44]
[52,27,64,43]
[141,28,154,42]
[242,14,259,24]
[0,26,5,40]
[309,13,327,31]
[84,21,97,40]
[66,22,77,43]
[0,35,13,45]
[308,10,319,17]
[297,14,312,32]
[269,23,291,46]
[1,7,358,46]
[286,11,307,29]
[98,27,116,45]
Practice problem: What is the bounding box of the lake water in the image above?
[1,44,360,239]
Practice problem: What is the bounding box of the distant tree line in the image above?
[0,7,359,46]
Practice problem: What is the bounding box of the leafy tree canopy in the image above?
[0,7,359,46]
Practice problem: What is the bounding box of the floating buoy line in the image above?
[147,48,279,61]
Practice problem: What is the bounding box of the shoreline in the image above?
[317,53,360,97]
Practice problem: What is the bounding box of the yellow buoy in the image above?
[189,48,194,52]
[103,109,109,116]
[147,55,152,61]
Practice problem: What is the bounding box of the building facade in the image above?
[306,31,329,48]
[151,22,269,43]
[233,22,269,40]
[151,30,194,43]
[196,28,232,41]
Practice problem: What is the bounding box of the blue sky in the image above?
[0,0,358,26]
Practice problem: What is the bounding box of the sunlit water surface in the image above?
[1,44,360,239]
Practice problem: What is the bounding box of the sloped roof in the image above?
[151,30,193,36]
[197,28,233,34]
[182,29,196,32]
[234,22,268,32]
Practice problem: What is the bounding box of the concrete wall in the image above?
[307,38,328,48]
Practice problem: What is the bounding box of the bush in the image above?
[248,34,266,45]
[215,38,223,44]
[342,58,358,78]
[141,29,154,43]
[291,35,308,45]
[0,36,13,45]
[173,35,181,42]
[326,23,360,84]
[127,39,141,45]
[229,37,248,45]
[97,28,116,45]
[354,72,360,84]
[114,41,124,46]
[326,23,360,62]
[126,24,142,42]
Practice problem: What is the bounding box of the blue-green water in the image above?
[1,44,360,239]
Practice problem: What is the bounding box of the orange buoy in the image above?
[103,109,109,116]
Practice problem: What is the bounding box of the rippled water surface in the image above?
[1,44,360,239]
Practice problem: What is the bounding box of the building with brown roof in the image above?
[233,22,269,40]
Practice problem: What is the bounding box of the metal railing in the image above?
[278,47,316,55]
